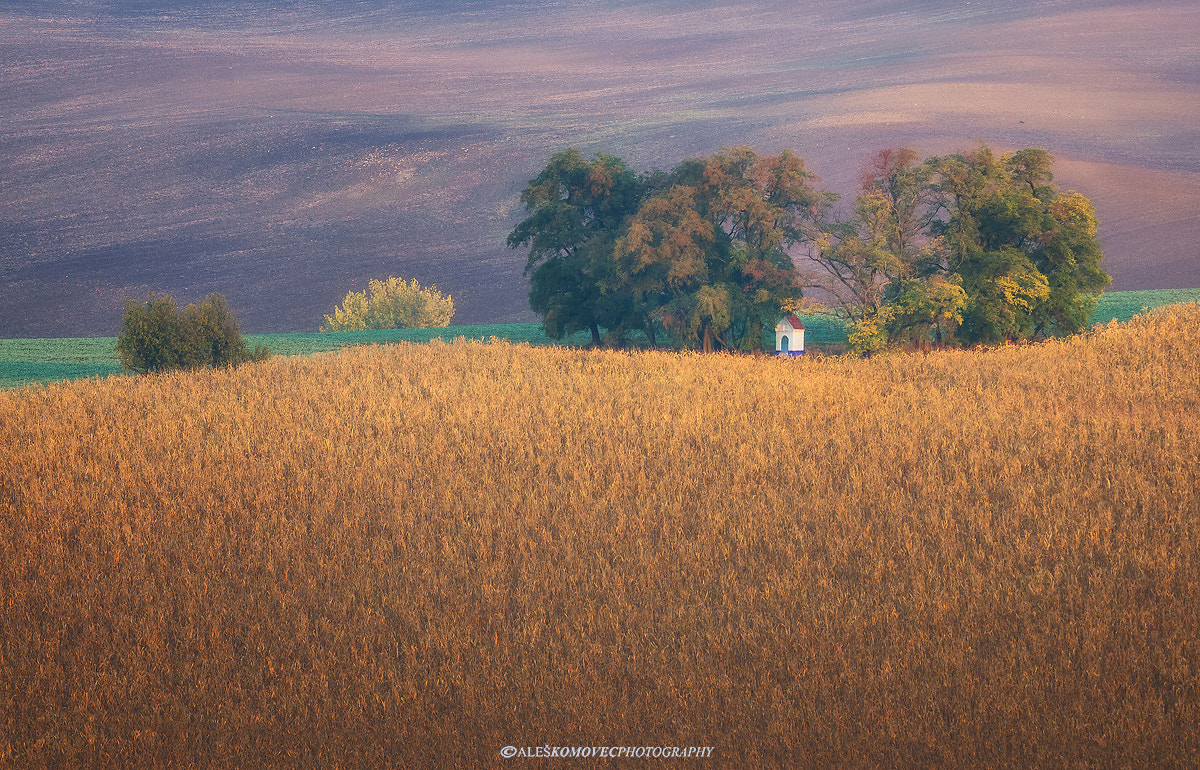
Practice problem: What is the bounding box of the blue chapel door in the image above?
[780,335,789,352]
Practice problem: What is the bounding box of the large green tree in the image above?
[813,144,1108,351]
[934,146,1109,344]
[507,149,644,346]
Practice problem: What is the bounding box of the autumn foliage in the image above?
[2,304,1197,767]
[509,147,824,351]
[511,145,1109,355]
[321,276,454,332]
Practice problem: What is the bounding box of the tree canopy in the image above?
[116,293,269,374]
[505,149,643,346]
[804,144,1110,351]
[509,144,1109,353]
[509,147,828,351]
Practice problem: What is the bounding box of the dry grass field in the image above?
[2,0,1199,337]
[2,303,1197,767]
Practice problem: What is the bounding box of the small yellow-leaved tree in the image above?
[321,277,454,331]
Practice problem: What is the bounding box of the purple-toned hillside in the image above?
[2,0,1198,337]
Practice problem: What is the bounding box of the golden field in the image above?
[2,305,1198,768]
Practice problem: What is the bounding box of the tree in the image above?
[511,144,1106,354]
[856,147,942,269]
[181,293,264,367]
[616,183,718,348]
[507,149,644,346]
[883,273,968,346]
[933,146,1110,344]
[702,147,829,350]
[811,144,1109,351]
[117,293,268,374]
[116,294,187,373]
[615,147,825,351]
[812,148,950,345]
[321,277,454,332]
[509,147,825,351]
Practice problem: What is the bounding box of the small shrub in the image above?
[116,293,269,373]
[847,316,890,356]
[321,276,454,331]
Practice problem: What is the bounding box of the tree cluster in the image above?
[321,276,454,332]
[508,145,1110,353]
[820,145,1110,352]
[116,293,269,374]
[508,147,827,352]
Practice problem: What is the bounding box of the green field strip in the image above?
[3,289,1197,389]
[1090,288,1200,324]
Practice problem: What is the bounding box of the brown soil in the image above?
[1,1,1196,336]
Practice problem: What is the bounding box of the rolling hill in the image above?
[2,0,1198,337]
